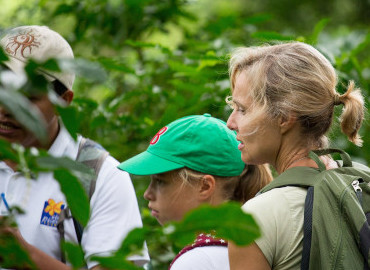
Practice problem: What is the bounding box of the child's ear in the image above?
[198,175,216,201]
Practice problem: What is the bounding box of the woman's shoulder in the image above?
[243,186,307,210]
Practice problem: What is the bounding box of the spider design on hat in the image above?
[5,29,40,58]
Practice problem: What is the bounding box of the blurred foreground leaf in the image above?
[63,242,86,269]
[53,169,90,227]
[167,202,260,248]
[0,88,48,143]
[92,227,150,270]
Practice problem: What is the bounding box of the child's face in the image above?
[144,170,201,225]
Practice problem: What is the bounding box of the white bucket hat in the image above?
[0,25,75,90]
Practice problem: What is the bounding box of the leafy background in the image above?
[0,0,369,269]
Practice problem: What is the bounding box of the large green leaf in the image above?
[91,256,141,270]
[91,227,151,269]
[166,202,260,247]
[53,169,90,227]
[116,227,151,255]
[58,58,107,84]
[57,106,79,141]
[0,88,48,143]
[62,242,86,269]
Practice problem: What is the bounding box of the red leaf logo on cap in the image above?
[150,126,168,145]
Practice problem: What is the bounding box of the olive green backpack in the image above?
[259,149,370,270]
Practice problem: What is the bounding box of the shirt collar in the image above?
[48,125,78,159]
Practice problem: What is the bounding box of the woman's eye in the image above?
[237,107,246,114]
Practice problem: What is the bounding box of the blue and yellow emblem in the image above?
[40,199,65,227]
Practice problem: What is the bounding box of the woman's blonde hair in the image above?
[229,42,365,147]
[176,164,272,204]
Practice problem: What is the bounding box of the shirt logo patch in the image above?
[40,199,65,227]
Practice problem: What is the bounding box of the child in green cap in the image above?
[118,114,272,270]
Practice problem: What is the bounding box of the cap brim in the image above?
[118,150,185,176]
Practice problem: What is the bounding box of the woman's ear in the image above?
[198,175,216,201]
[279,113,297,135]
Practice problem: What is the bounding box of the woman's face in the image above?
[227,71,282,165]
[143,170,201,225]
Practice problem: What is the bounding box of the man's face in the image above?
[0,91,70,149]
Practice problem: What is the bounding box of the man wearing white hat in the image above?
[0,25,149,270]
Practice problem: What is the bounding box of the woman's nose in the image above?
[227,111,237,131]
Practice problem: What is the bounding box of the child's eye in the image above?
[154,178,165,186]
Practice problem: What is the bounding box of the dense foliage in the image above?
[0,0,369,269]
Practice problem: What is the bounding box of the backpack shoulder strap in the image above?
[57,136,109,262]
[76,137,109,199]
[259,166,320,194]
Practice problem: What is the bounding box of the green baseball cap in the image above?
[118,114,245,177]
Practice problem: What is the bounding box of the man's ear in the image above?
[198,175,216,201]
[60,90,74,105]
[278,113,297,135]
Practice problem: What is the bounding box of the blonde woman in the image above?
[118,114,272,270]
[226,42,365,269]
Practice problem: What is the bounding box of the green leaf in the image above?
[0,88,48,143]
[53,169,90,227]
[309,18,330,45]
[91,256,142,270]
[0,47,8,62]
[36,155,93,177]
[167,202,260,247]
[59,58,107,84]
[62,242,86,269]
[117,227,151,255]
[57,106,79,140]
[251,31,294,41]
[0,232,36,269]
[0,139,18,161]
[98,58,135,73]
